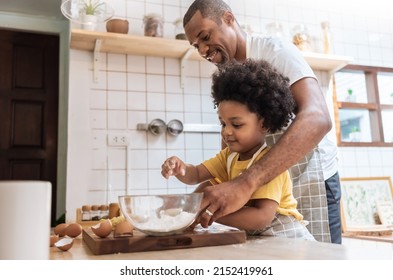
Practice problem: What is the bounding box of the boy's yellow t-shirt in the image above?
[202,147,303,221]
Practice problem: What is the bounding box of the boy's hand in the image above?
[161,156,186,179]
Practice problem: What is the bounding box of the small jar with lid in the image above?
[81,205,91,221]
[143,13,163,37]
[109,202,120,218]
[291,24,312,51]
[99,204,109,219]
[91,205,100,221]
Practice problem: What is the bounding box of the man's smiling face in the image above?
[184,10,238,66]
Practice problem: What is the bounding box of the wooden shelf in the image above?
[70,29,202,60]
[301,51,352,73]
[70,28,352,73]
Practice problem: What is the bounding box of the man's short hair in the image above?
[183,0,231,27]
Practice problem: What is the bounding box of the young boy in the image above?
[161,60,315,240]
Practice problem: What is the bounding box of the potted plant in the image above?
[82,0,104,15]
[345,88,356,102]
[80,0,105,30]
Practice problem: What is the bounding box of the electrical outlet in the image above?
[108,134,129,146]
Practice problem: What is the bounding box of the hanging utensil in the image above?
[137,119,167,135]
[167,119,184,136]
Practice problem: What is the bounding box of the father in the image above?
[183,0,341,243]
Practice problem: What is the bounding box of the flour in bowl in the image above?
[132,210,196,232]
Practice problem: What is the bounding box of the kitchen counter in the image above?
[50,235,389,260]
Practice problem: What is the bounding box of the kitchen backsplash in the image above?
[68,47,220,214]
[65,0,393,221]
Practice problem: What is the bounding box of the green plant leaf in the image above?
[82,0,105,15]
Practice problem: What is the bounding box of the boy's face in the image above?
[218,100,267,160]
[184,11,238,66]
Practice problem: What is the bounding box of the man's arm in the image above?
[199,77,332,228]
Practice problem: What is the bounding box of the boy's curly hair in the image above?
[211,59,296,133]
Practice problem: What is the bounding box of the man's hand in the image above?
[198,177,255,228]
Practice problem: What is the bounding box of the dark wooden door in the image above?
[0,29,59,225]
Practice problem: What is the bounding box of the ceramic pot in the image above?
[82,14,98,31]
[106,19,129,34]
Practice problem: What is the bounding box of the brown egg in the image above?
[49,235,59,247]
[91,219,112,238]
[54,237,74,251]
[114,220,133,237]
[54,223,69,237]
[65,223,82,238]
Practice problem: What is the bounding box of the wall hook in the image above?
[137,119,167,135]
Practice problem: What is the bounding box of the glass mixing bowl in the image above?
[119,193,203,236]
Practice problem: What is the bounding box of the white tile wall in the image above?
[338,147,393,180]
[66,0,393,222]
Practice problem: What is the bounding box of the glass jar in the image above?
[109,202,120,218]
[174,17,186,40]
[143,13,163,37]
[99,204,109,219]
[291,24,312,51]
[81,205,91,221]
[91,205,100,221]
[265,21,284,38]
[321,21,331,54]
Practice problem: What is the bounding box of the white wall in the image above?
[65,0,393,221]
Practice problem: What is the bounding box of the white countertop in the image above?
[50,235,389,260]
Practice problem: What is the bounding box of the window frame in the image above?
[333,64,393,147]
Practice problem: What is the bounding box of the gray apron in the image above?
[265,132,331,243]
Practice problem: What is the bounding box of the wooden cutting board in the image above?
[83,225,247,255]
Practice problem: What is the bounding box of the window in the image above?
[334,65,393,146]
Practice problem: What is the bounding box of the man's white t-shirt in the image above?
[246,35,338,180]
